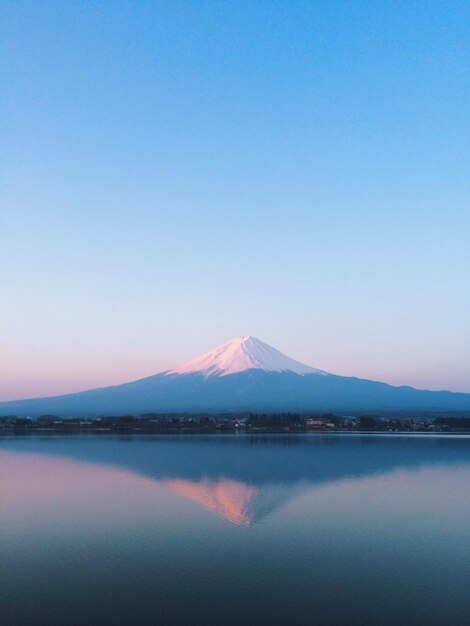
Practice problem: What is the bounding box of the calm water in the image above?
[1,434,470,625]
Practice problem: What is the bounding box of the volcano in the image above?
[1,336,470,416]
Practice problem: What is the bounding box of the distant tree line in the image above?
[1,412,470,433]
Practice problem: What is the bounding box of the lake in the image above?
[1,433,470,625]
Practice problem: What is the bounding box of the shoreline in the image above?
[2,427,470,436]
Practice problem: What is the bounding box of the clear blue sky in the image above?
[2,0,469,400]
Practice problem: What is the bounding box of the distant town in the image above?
[1,412,470,434]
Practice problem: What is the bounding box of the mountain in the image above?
[1,336,470,416]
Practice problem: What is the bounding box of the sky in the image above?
[1,0,469,400]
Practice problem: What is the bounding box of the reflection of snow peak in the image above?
[167,479,257,526]
[166,336,327,378]
[166,478,301,527]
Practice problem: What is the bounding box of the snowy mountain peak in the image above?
[166,336,327,378]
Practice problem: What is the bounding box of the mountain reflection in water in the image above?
[2,433,470,527]
[3,434,470,626]
[165,478,299,526]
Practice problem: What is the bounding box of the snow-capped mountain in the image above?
[166,336,327,377]
[1,336,470,416]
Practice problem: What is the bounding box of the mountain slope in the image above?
[1,336,470,416]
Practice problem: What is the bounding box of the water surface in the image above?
[1,434,470,625]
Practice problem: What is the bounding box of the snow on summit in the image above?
[167,336,327,378]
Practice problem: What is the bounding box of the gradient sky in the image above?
[2,0,469,400]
